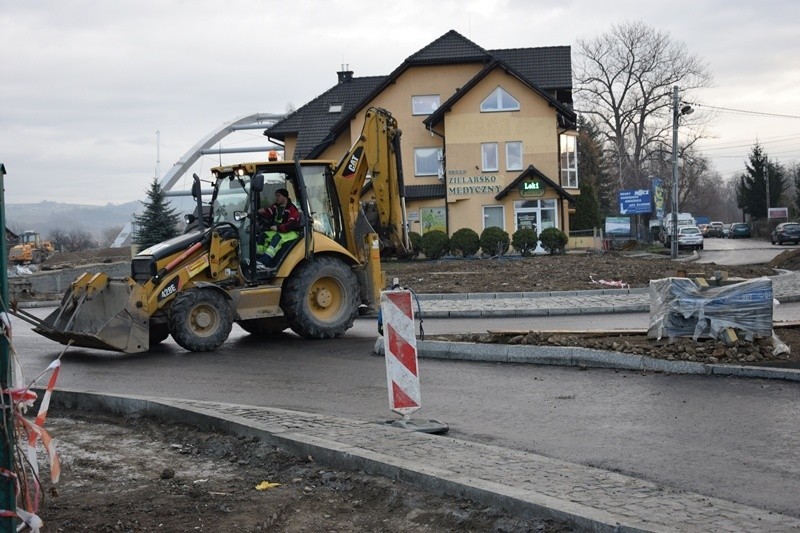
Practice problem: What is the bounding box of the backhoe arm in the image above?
[333,107,410,260]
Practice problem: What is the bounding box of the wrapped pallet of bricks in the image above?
[648,276,773,342]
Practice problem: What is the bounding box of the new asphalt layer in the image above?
[37,270,800,531]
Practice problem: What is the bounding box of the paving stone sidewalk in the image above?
[51,391,800,533]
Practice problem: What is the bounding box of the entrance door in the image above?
[514,199,558,253]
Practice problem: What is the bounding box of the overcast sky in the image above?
[2,0,799,207]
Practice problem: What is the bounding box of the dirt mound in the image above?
[769,248,800,270]
[383,252,779,294]
[40,247,131,270]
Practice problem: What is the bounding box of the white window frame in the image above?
[481,143,499,172]
[411,94,440,116]
[560,134,578,188]
[480,87,520,112]
[506,141,523,171]
[483,205,505,230]
[414,147,443,176]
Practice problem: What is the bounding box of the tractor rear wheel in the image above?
[168,288,233,351]
[281,257,360,339]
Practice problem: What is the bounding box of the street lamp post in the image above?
[670,86,693,260]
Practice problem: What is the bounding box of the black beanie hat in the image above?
[275,188,290,199]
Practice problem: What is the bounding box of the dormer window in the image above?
[480,87,519,112]
[329,103,343,113]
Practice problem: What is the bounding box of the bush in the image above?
[479,227,510,257]
[408,231,422,258]
[419,230,450,260]
[512,228,539,257]
[449,228,480,257]
[539,227,568,254]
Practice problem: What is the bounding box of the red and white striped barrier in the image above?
[380,290,421,416]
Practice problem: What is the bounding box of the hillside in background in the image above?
[3,201,141,237]
[4,198,197,239]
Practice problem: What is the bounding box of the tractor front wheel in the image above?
[168,288,233,352]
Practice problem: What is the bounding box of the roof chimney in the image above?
[337,64,353,84]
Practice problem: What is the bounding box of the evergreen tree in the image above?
[791,163,800,219]
[133,178,181,249]
[577,115,614,216]
[735,144,787,221]
[572,182,602,230]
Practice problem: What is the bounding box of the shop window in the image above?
[412,95,440,116]
[483,205,504,229]
[481,143,498,172]
[414,147,442,176]
[506,141,522,171]
[560,134,578,188]
[420,207,447,234]
[480,87,520,112]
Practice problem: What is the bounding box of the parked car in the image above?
[771,222,800,245]
[729,223,752,239]
[676,226,704,250]
[697,223,709,236]
[722,223,732,238]
[706,221,725,238]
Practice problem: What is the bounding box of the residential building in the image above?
[265,30,577,240]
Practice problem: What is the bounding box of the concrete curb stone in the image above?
[373,338,800,382]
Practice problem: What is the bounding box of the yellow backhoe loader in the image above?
[16,107,410,353]
[9,231,54,264]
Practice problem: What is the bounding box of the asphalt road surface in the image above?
[7,305,800,518]
[696,234,797,265]
[5,238,800,517]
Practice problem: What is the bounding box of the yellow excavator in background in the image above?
[8,231,54,265]
[17,107,410,353]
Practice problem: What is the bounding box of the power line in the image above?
[685,102,800,120]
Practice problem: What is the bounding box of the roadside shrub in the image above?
[479,227,510,257]
[539,227,568,255]
[419,230,450,260]
[449,228,480,257]
[512,228,539,257]
[408,231,422,258]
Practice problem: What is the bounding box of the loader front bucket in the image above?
[34,272,151,353]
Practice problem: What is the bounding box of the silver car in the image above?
[677,226,704,250]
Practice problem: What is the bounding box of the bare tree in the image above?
[100,225,124,248]
[47,229,70,252]
[575,21,713,196]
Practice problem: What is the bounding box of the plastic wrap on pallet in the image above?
[648,277,773,341]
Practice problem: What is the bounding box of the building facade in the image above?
[266,30,577,242]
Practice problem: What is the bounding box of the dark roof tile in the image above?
[265,76,386,159]
[405,183,446,199]
[405,29,489,64]
[490,46,572,89]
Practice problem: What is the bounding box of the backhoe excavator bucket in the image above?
[33,272,151,353]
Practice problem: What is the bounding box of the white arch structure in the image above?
[112,112,285,247]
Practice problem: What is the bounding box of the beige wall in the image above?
[288,62,576,239]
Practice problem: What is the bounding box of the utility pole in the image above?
[765,157,770,216]
[670,86,680,260]
[670,86,693,260]
[0,163,17,531]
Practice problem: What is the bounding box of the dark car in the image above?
[771,222,800,245]
[706,221,725,238]
[730,223,752,239]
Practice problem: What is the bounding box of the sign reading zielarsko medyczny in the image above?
[619,189,652,215]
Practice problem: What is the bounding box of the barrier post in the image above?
[379,287,447,434]
[380,289,421,417]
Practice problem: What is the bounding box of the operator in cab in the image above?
[256,188,302,267]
